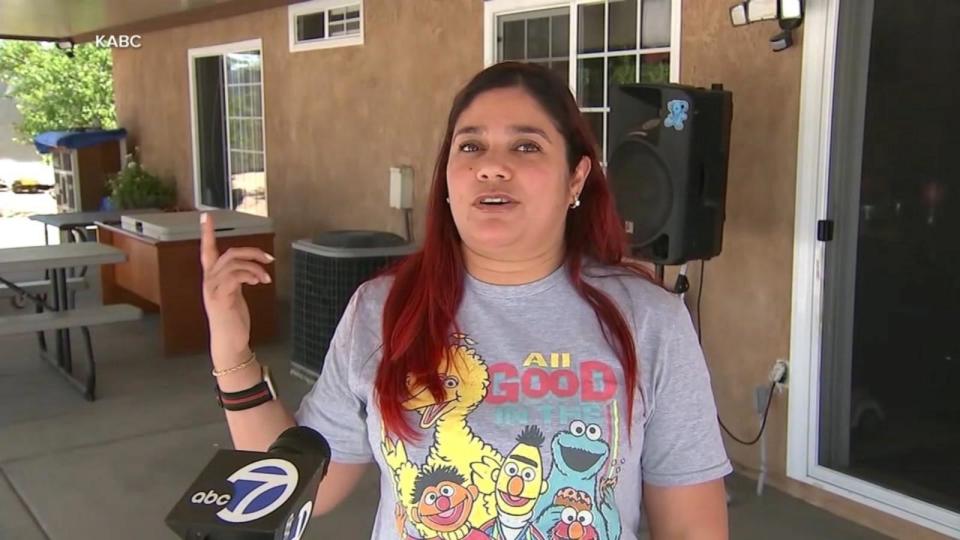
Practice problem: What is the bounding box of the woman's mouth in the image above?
[473,194,518,211]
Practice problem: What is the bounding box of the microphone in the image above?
[165,426,331,540]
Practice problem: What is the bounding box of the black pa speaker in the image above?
[607,83,733,265]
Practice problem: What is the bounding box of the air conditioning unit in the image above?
[290,230,416,382]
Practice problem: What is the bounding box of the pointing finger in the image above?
[200,212,219,273]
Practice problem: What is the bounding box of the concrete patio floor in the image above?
[0,267,891,540]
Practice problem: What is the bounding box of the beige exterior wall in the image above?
[111,1,948,538]
[112,0,484,292]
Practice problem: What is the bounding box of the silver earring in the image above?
[570,197,581,209]
[446,197,451,204]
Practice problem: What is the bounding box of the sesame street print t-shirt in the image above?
[295,261,732,540]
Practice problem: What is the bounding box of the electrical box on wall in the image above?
[389,166,414,209]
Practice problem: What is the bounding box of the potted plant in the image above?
[105,151,177,210]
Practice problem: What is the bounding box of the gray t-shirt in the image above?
[295,261,732,540]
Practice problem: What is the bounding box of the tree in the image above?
[0,40,116,144]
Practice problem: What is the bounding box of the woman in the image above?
[200,62,731,540]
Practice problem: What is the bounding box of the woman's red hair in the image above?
[375,62,656,442]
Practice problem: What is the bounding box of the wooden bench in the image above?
[0,304,142,400]
[0,276,88,300]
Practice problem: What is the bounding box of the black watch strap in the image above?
[216,368,276,411]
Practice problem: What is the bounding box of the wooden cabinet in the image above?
[52,150,79,212]
[96,221,277,356]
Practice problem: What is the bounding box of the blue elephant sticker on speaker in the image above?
[664,99,690,131]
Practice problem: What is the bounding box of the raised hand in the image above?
[199,212,274,361]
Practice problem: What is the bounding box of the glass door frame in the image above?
[187,38,268,215]
[786,0,960,535]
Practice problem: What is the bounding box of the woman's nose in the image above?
[476,156,511,182]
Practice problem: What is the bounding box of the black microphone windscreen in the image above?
[268,426,331,458]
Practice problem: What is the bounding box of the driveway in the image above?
[0,186,57,249]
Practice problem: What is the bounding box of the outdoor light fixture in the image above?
[55,39,75,58]
[729,0,804,52]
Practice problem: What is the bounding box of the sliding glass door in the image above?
[818,0,960,514]
[190,40,268,217]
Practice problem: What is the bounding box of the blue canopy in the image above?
[34,128,127,154]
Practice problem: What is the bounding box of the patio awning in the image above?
[0,0,302,43]
[34,128,127,154]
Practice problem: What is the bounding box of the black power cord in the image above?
[696,260,704,346]
[696,259,776,446]
[719,381,777,446]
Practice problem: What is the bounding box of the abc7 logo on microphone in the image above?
[191,458,312,540]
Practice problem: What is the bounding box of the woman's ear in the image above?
[570,156,591,201]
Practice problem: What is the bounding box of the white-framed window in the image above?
[289,0,364,52]
[484,0,681,163]
[188,39,268,216]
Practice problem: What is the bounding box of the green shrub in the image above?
[107,154,176,210]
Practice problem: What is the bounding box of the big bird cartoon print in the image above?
[381,334,503,537]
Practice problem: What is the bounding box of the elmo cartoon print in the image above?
[548,488,598,540]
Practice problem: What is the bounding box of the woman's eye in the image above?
[458,142,480,153]
[516,142,541,153]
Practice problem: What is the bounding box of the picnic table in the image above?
[27,210,160,287]
[30,208,159,244]
[0,242,142,400]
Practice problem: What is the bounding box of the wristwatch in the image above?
[216,365,278,411]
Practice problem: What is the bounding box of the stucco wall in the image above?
[679,0,801,491]
[112,0,483,292]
